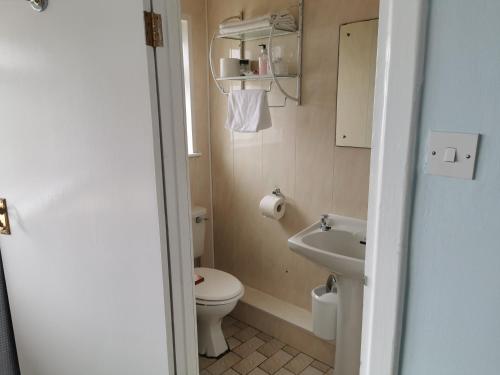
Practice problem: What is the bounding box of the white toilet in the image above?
[192,206,244,358]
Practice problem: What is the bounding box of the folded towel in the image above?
[219,21,296,35]
[220,14,271,29]
[219,20,274,34]
[219,23,296,35]
[225,89,272,133]
[219,11,296,34]
[219,15,295,29]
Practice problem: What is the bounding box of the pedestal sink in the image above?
[288,214,367,375]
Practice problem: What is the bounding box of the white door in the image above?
[0,1,174,374]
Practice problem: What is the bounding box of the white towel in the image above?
[219,12,296,34]
[219,15,271,30]
[219,20,274,34]
[219,24,296,35]
[225,90,272,133]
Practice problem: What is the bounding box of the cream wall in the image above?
[181,0,214,267]
[208,0,378,310]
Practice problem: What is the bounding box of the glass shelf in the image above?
[216,26,297,42]
[216,74,298,82]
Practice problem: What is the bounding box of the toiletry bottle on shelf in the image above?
[258,44,269,76]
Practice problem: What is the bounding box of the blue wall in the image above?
[399,1,500,374]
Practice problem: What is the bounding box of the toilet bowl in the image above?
[195,267,244,357]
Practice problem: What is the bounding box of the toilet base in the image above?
[197,317,228,357]
[196,300,239,357]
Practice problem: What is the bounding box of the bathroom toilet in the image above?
[192,206,244,357]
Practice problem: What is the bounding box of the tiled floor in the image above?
[199,316,334,375]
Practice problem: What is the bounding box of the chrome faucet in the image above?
[320,214,331,231]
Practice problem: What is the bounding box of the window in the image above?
[181,19,195,155]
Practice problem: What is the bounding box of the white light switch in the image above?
[443,147,457,163]
[426,131,479,179]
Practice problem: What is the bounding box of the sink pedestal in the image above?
[335,276,364,375]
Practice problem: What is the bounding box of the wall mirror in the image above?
[336,19,378,148]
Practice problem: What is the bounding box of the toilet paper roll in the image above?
[220,58,240,78]
[259,194,286,220]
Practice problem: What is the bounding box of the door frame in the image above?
[151,0,199,373]
[360,0,428,374]
[155,0,430,374]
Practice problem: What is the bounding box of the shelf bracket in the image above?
[268,96,288,108]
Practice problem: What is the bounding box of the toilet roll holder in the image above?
[272,188,283,197]
[26,0,48,12]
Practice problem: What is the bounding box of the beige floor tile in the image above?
[256,332,273,342]
[259,350,293,374]
[248,368,268,375]
[233,326,259,342]
[284,353,314,374]
[298,366,323,375]
[310,360,330,373]
[233,320,249,329]
[227,336,242,350]
[223,324,242,338]
[233,337,265,358]
[199,356,217,370]
[209,317,334,375]
[282,346,300,357]
[232,351,267,375]
[207,352,242,375]
[223,316,237,328]
[257,339,285,358]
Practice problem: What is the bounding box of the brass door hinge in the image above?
[0,198,11,235]
[144,11,164,48]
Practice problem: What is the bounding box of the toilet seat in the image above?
[195,267,244,305]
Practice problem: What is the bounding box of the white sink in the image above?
[289,214,367,375]
[288,214,367,278]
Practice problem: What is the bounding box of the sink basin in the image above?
[288,214,367,278]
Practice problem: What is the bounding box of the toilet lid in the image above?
[194,267,243,302]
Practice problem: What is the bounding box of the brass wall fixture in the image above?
[26,0,48,12]
[0,198,11,235]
